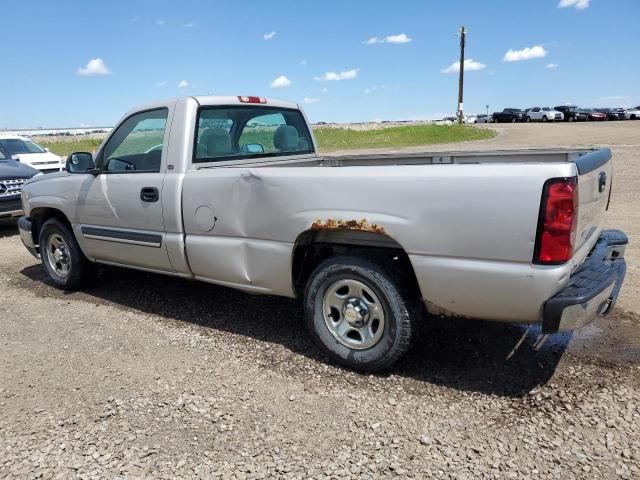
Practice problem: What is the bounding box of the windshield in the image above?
[0,138,47,155]
[542,107,552,111]
[194,106,314,164]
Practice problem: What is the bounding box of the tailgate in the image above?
[573,148,613,263]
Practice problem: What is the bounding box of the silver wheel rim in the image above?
[322,279,385,350]
[45,233,71,278]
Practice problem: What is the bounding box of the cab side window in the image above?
[98,109,168,173]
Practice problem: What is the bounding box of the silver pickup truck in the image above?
[18,96,628,371]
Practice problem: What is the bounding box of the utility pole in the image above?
[457,26,466,125]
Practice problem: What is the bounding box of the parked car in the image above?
[624,108,640,120]
[474,114,492,124]
[492,108,525,123]
[0,136,64,174]
[18,95,628,372]
[0,149,39,222]
[553,105,586,122]
[595,108,626,121]
[578,109,607,121]
[464,114,478,124]
[526,107,564,122]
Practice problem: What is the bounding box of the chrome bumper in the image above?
[18,216,40,259]
[543,230,627,333]
[0,209,22,219]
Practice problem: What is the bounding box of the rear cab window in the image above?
[193,106,314,164]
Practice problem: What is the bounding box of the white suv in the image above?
[526,107,564,122]
[0,136,64,174]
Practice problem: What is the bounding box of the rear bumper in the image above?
[543,229,627,333]
[18,216,40,258]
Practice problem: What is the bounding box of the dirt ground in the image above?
[1,122,639,479]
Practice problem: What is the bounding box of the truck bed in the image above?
[209,148,605,169]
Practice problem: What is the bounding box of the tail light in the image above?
[533,177,578,264]
[238,96,267,104]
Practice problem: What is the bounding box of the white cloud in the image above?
[545,63,559,69]
[77,58,112,76]
[386,33,412,44]
[183,22,196,28]
[321,87,328,93]
[156,20,165,26]
[558,0,590,10]
[364,84,387,94]
[156,80,167,87]
[503,45,547,62]
[440,59,486,74]
[299,59,307,66]
[270,75,291,88]
[178,80,188,88]
[314,69,359,81]
[263,31,276,40]
[365,33,412,45]
[302,97,319,104]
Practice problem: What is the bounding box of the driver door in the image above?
[75,108,174,272]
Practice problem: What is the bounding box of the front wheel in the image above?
[39,218,90,290]
[542,116,548,123]
[304,256,417,372]
[511,117,517,123]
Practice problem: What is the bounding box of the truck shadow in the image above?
[21,264,568,398]
[0,221,19,238]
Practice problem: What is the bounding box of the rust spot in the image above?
[311,218,386,235]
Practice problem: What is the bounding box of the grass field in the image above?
[314,124,495,151]
[38,124,495,157]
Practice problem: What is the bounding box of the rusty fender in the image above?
[310,218,386,235]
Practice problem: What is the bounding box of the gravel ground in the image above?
[1,122,639,479]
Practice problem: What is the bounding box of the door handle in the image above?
[140,187,159,202]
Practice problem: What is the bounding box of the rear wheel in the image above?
[526,116,532,123]
[304,256,417,372]
[569,115,575,122]
[511,116,517,123]
[39,218,90,290]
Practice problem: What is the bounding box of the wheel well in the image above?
[30,208,72,245]
[291,229,421,298]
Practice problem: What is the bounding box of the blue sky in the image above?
[1,0,639,128]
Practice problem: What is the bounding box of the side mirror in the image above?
[241,143,265,154]
[44,147,50,152]
[66,152,94,173]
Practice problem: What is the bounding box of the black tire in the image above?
[511,116,517,123]
[632,115,637,120]
[542,116,548,123]
[304,256,417,372]
[569,115,575,122]
[526,116,532,123]
[39,218,90,290]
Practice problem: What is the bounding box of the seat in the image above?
[199,128,233,157]
[141,149,162,171]
[273,125,299,152]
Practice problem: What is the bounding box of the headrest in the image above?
[201,128,232,156]
[273,125,299,151]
